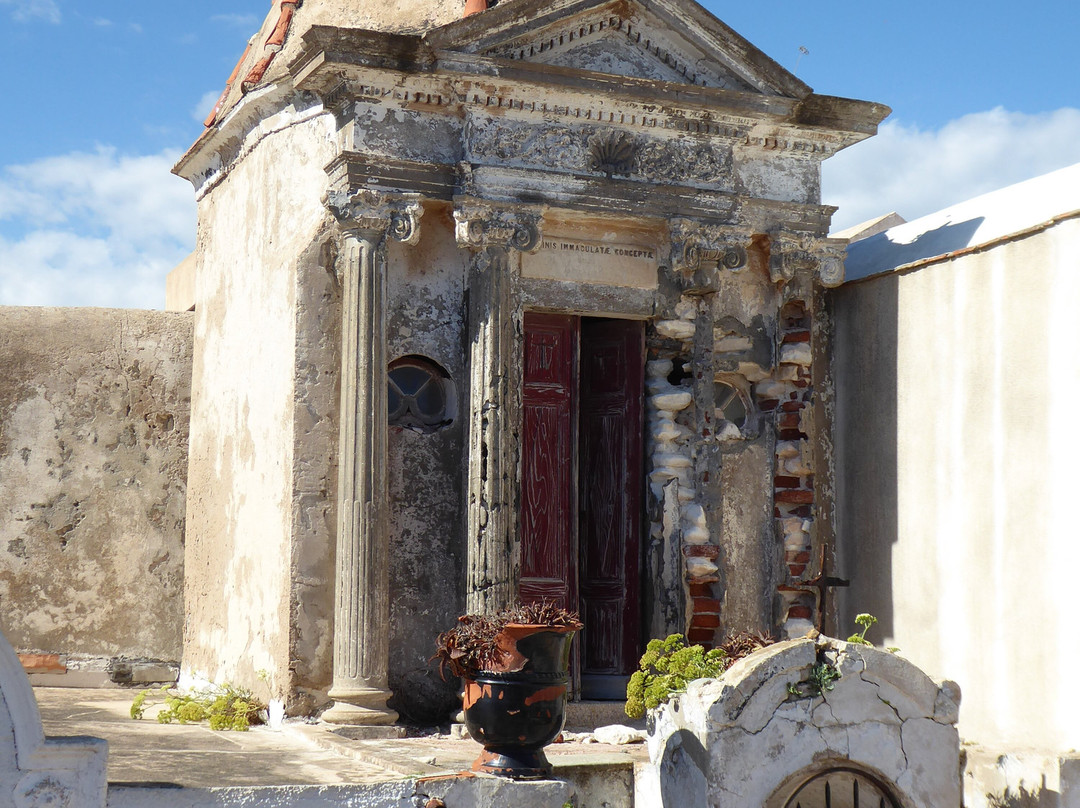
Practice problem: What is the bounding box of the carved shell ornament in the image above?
[587,131,637,179]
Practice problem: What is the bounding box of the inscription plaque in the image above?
[521,237,658,289]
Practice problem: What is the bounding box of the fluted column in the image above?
[324,189,423,725]
[454,201,542,615]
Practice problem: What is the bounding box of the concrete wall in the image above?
[833,217,1080,751]
[0,307,192,662]
[181,106,340,707]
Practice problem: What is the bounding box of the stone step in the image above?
[564,700,644,732]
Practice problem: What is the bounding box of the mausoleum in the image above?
[2,0,887,725]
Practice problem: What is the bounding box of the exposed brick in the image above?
[688,583,713,598]
[779,429,806,441]
[789,505,812,517]
[688,572,720,584]
[19,653,65,674]
[787,605,813,620]
[782,330,811,344]
[788,564,807,577]
[693,597,722,613]
[774,475,801,489]
[691,613,720,628]
[778,412,801,429]
[781,401,804,412]
[684,544,720,559]
[785,551,811,564]
[759,399,779,412]
[776,490,814,505]
[687,628,715,644]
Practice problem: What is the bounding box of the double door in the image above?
[520,312,644,698]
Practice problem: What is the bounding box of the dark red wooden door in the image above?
[520,313,577,612]
[578,318,644,695]
[520,313,644,698]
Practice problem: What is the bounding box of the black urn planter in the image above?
[462,624,576,780]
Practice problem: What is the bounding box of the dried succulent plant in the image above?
[433,602,582,679]
[717,629,776,664]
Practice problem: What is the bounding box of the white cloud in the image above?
[0,0,60,23]
[823,107,1080,232]
[191,90,223,124]
[0,148,195,308]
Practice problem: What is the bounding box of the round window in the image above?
[715,381,747,428]
[387,356,454,432]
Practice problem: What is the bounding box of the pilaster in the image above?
[767,229,846,636]
[323,189,423,725]
[454,201,542,615]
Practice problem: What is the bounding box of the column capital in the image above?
[769,230,847,288]
[326,188,424,246]
[670,219,753,294]
[453,200,543,253]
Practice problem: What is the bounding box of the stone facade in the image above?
[171,0,886,718]
[0,308,192,671]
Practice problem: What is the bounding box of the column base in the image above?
[323,685,399,726]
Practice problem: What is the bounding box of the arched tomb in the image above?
[0,629,106,808]
[641,637,962,808]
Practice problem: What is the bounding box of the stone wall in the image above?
[0,307,192,665]
[644,240,829,643]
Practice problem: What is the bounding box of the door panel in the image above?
[519,314,644,698]
[579,318,644,685]
[520,313,577,612]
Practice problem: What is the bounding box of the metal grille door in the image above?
[785,768,900,808]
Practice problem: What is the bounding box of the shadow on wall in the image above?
[658,729,708,807]
[845,217,987,281]
[831,274,899,640]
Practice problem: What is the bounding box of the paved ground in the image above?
[34,688,648,789]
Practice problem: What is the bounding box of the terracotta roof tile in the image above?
[204,0,301,128]
[203,43,252,127]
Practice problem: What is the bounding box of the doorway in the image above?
[520,312,645,699]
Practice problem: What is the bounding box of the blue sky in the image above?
[1,0,1078,307]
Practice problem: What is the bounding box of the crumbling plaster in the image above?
[0,307,191,662]
[384,208,469,722]
[182,108,339,703]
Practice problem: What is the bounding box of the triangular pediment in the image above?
[425,0,810,98]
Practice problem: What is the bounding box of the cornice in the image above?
[290,26,883,154]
